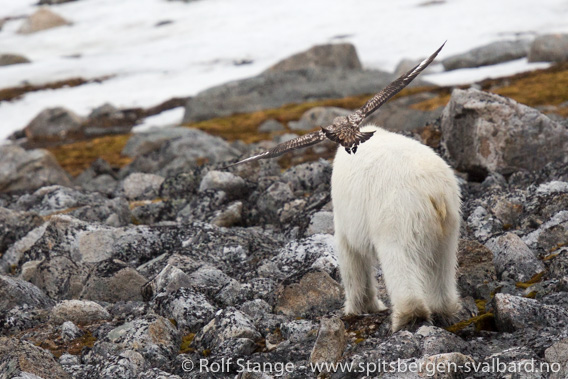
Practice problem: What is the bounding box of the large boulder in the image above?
[0,54,30,66]
[0,337,70,379]
[441,88,568,176]
[265,43,363,73]
[18,8,70,34]
[0,145,71,193]
[528,33,568,63]
[182,68,399,123]
[442,40,530,70]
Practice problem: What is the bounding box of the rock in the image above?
[0,54,30,66]
[265,43,362,72]
[182,68,400,123]
[18,8,70,34]
[199,170,247,197]
[143,264,193,299]
[154,287,217,333]
[122,127,199,157]
[275,270,343,318]
[39,0,77,4]
[442,40,530,70]
[24,107,85,141]
[121,173,165,200]
[0,337,70,379]
[416,325,470,356]
[394,57,436,76]
[485,233,545,282]
[51,300,111,325]
[61,321,83,342]
[193,307,261,356]
[211,201,243,227]
[0,275,54,312]
[0,145,71,193]
[544,338,568,377]
[80,259,148,302]
[441,88,568,176]
[288,106,351,131]
[306,211,334,236]
[105,315,181,367]
[258,119,285,133]
[493,293,568,332]
[310,317,346,366]
[457,239,497,299]
[256,182,295,223]
[528,33,568,63]
[159,170,201,199]
[492,198,524,228]
[0,207,43,257]
[280,160,332,193]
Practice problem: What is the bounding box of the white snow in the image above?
[133,106,185,132]
[1,0,568,141]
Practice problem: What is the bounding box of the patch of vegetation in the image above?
[180,333,196,354]
[47,134,132,177]
[0,76,110,102]
[446,312,496,334]
[516,271,545,289]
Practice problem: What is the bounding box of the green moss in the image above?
[354,337,365,344]
[525,291,537,299]
[516,271,545,289]
[446,312,496,333]
[180,333,196,354]
[202,349,211,357]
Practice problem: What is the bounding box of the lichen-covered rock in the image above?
[0,337,70,379]
[51,300,111,325]
[199,170,247,197]
[0,275,54,312]
[485,233,545,282]
[457,239,497,299]
[24,107,84,141]
[419,352,476,378]
[80,259,147,302]
[0,207,43,257]
[493,293,568,332]
[288,106,351,131]
[0,54,30,66]
[154,287,217,333]
[466,206,503,243]
[61,320,83,342]
[416,325,470,356]
[0,145,71,193]
[121,173,165,200]
[306,211,334,236]
[441,88,568,176]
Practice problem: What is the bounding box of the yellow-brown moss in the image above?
[0,77,110,102]
[180,333,196,354]
[47,134,133,177]
[516,271,545,289]
[446,312,496,334]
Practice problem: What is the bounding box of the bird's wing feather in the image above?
[358,41,445,119]
[225,130,326,167]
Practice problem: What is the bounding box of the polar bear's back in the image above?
[331,125,461,250]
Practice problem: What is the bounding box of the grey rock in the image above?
[0,54,30,66]
[310,317,346,366]
[0,337,71,378]
[144,264,193,299]
[24,107,85,141]
[492,198,524,228]
[104,315,181,368]
[154,287,216,333]
[38,0,77,3]
[182,68,400,123]
[193,307,261,355]
[139,368,182,379]
[266,43,362,73]
[121,172,164,200]
[187,265,232,296]
[275,270,343,318]
[159,170,201,199]
[80,259,148,302]
[441,88,568,176]
[394,57,436,76]
[523,210,568,251]
[529,33,568,63]
[97,350,146,379]
[306,211,334,236]
[419,353,476,378]
[0,207,43,257]
[288,106,351,131]
[0,145,71,193]
[258,119,285,133]
[281,319,318,343]
[485,233,545,282]
[211,201,243,227]
[0,275,54,312]
[18,8,70,34]
[416,325,469,356]
[51,299,111,325]
[493,293,568,332]
[122,127,199,157]
[199,170,246,197]
[544,338,568,378]
[257,181,295,223]
[280,159,332,193]
[61,321,83,342]
[442,40,530,70]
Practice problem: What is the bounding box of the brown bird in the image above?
[226,42,445,167]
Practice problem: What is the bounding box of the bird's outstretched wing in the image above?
[357,41,445,119]
[225,130,326,167]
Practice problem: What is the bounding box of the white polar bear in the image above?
[331,124,462,331]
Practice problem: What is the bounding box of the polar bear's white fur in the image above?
[331,125,461,331]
